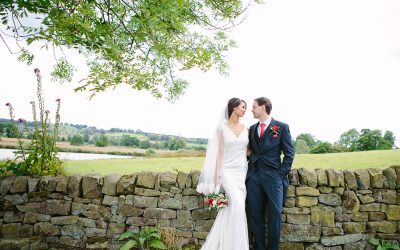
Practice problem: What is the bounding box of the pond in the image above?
[0,148,131,161]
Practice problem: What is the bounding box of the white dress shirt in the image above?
[258,116,272,137]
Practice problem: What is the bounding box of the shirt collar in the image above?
[259,116,272,126]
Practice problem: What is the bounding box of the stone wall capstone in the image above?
[0,166,399,249]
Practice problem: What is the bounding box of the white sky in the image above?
[1,0,399,146]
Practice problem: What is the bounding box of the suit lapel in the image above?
[250,124,261,152]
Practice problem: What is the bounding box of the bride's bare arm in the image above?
[214,128,224,187]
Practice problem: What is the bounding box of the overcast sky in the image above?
[1,0,399,146]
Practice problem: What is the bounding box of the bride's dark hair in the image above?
[227,98,246,118]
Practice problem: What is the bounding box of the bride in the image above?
[196,97,249,250]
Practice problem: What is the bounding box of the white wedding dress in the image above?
[200,124,249,250]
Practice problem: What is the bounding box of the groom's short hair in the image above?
[255,97,272,115]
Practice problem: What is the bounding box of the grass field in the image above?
[63,149,400,176]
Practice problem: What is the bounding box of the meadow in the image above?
[63,149,400,176]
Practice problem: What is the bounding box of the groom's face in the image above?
[252,101,264,118]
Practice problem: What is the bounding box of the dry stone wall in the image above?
[0,166,399,249]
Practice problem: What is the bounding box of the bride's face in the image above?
[234,102,247,117]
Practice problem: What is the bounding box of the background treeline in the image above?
[0,119,207,151]
[294,129,397,154]
[0,119,396,153]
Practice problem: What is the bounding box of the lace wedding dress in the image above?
[200,124,249,250]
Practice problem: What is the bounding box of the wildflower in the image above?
[56,98,61,103]
[30,101,35,104]
[45,110,50,114]
[18,118,25,123]
[34,68,40,76]
[6,102,10,106]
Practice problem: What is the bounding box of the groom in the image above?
[246,97,295,250]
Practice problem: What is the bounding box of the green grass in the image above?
[63,157,202,175]
[63,149,400,176]
[293,149,400,170]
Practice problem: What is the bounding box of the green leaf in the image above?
[120,240,137,250]
[370,238,381,246]
[139,237,146,247]
[118,231,136,240]
[1,0,254,101]
[150,239,167,249]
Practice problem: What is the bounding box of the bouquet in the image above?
[204,192,229,211]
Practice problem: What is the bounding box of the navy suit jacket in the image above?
[247,118,295,199]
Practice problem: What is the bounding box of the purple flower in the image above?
[45,110,50,114]
[56,98,61,103]
[30,101,35,105]
[5,102,10,106]
[34,68,40,76]
[18,118,25,123]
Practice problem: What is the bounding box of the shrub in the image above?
[369,238,400,250]
[70,134,84,145]
[118,226,167,250]
[95,134,108,147]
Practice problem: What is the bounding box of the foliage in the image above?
[0,0,259,101]
[146,148,156,155]
[369,238,400,250]
[139,140,152,149]
[159,227,179,250]
[165,138,186,150]
[0,69,63,176]
[338,128,360,152]
[358,129,393,151]
[95,134,109,147]
[70,134,84,146]
[310,142,333,154]
[296,133,317,148]
[294,139,310,154]
[121,134,140,147]
[0,122,18,138]
[118,226,167,250]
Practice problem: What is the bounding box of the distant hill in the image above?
[0,118,207,151]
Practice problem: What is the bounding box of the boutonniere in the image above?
[270,125,280,138]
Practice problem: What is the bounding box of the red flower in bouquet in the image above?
[270,125,280,138]
[204,192,228,211]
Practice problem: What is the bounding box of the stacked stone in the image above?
[280,166,400,250]
[0,171,207,249]
[0,166,399,249]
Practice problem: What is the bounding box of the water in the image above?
[0,148,131,161]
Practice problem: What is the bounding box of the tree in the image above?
[296,133,317,148]
[310,142,333,154]
[338,128,360,152]
[1,0,259,101]
[120,134,139,147]
[166,137,186,150]
[4,122,17,138]
[83,129,91,143]
[358,129,384,151]
[139,139,151,149]
[70,134,84,146]
[383,131,396,149]
[294,139,310,154]
[95,134,108,147]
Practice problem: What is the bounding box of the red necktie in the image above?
[260,123,266,138]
